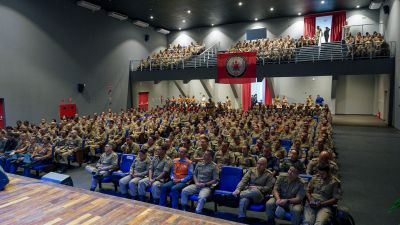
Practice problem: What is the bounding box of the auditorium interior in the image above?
[0,0,400,225]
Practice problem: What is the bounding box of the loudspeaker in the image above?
[41,172,74,186]
[145,34,150,42]
[383,5,390,14]
[77,83,85,93]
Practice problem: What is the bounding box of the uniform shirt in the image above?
[65,136,82,151]
[214,150,235,167]
[129,157,151,178]
[279,131,293,140]
[166,147,178,159]
[280,158,306,174]
[307,175,342,202]
[121,142,140,154]
[194,161,219,184]
[306,159,339,176]
[96,151,118,171]
[274,174,306,200]
[264,155,280,174]
[141,143,157,156]
[236,154,257,169]
[272,147,287,160]
[150,155,172,180]
[235,167,276,195]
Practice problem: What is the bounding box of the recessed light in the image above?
[238,2,243,6]
[254,18,258,21]
[187,10,191,14]
[321,0,325,4]
[182,19,186,23]
[298,12,302,16]
[211,23,214,26]
[270,7,274,11]
[150,15,154,20]
[356,5,360,8]
[179,27,181,30]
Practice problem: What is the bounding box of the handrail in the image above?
[130,41,395,72]
[199,42,220,55]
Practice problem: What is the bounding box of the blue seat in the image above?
[252,137,257,145]
[112,154,135,184]
[213,166,243,211]
[280,139,293,152]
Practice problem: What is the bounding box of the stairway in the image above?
[318,42,344,61]
[296,45,320,62]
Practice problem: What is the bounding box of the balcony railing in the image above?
[130,41,395,72]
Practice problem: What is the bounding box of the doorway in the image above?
[0,99,5,128]
[138,92,149,111]
[316,15,332,44]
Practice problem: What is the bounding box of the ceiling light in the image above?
[238,2,243,6]
[270,7,274,11]
[356,5,360,8]
[182,19,186,23]
[150,15,154,20]
[187,10,191,14]
[133,20,149,28]
[76,1,101,11]
[157,28,170,35]
[321,1,325,4]
[211,23,214,26]
[369,0,384,9]
[179,27,182,30]
[108,12,128,21]
[254,18,258,21]
[298,12,302,16]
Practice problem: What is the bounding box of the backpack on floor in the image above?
[334,206,355,225]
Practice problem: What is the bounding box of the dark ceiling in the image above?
[79,0,372,31]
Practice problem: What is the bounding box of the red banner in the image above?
[217,52,256,84]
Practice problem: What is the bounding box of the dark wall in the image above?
[0,0,167,125]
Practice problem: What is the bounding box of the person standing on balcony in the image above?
[324,27,331,43]
[315,26,322,45]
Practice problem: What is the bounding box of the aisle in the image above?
[334,126,400,225]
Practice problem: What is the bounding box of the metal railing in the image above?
[130,41,395,72]
[130,42,220,71]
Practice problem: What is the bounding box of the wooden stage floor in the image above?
[0,174,242,225]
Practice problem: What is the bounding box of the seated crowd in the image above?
[228,36,297,62]
[344,31,389,58]
[137,42,205,70]
[0,95,339,225]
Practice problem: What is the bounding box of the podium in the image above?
[59,103,76,119]
[41,172,73,186]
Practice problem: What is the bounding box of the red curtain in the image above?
[331,11,346,42]
[242,83,251,111]
[304,16,316,38]
[264,79,272,105]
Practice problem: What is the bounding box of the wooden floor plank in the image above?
[2,175,242,225]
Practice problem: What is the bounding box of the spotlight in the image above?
[150,15,154,20]
[321,1,325,4]
[270,7,274,11]
[356,5,360,8]
[238,2,243,6]
[187,10,191,14]
[182,19,186,23]
[254,18,258,21]
[298,12,302,16]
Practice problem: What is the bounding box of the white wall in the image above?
[373,74,390,121]
[335,75,376,115]
[381,0,400,128]
[272,76,333,108]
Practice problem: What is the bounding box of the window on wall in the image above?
[246,28,267,40]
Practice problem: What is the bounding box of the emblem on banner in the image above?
[226,56,247,77]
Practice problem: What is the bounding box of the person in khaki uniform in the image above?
[137,145,172,204]
[119,149,151,199]
[265,165,305,225]
[54,130,82,173]
[141,136,157,157]
[164,139,178,159]
[230,136,244,157]
[279,124,293,140]
[307,151,338,176]
[86,127,107,158]
[193,137,211,163]
[214,140,235,168]
[85,144,118,191]
[280,149,305,174]
[236,145,256,171]
[303,164,342,225]
[120,137,140,154]
[232,157,276,220]
[181,150,219,214]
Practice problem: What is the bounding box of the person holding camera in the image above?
[303,163,342,225]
